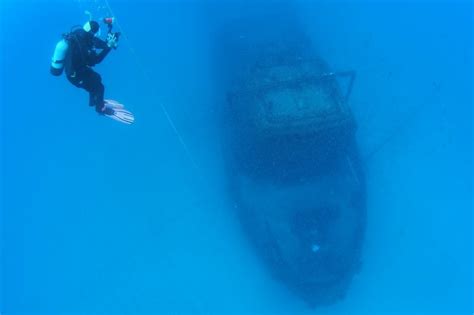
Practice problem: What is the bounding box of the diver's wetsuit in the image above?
[65,28,111,112]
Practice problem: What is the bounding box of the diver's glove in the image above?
[107,32,119,49]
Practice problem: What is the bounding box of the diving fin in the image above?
[104,99,124,109]
[104,99,135,125]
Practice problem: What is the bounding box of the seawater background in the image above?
[0,0,472,314]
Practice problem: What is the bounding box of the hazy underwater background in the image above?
[1,0,472,314]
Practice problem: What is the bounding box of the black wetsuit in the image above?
[65,29,111,112]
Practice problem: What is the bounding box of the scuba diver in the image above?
[51,19,134,124]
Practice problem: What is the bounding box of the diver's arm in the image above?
[88,37,111,66]
[93,37,109,49]
[91,47,111,65]
[86,48,110,66]
[88,33,118,66]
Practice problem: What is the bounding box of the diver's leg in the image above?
[79,69,106,112]
[67,69,96,107]
[91,74,105,113]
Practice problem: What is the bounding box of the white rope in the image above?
[104,0,200,171]
[102,0,200,170]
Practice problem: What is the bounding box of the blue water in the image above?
[1,0,472,314]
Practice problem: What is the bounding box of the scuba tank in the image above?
[50,38,69,76]
[50,23,87,76]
